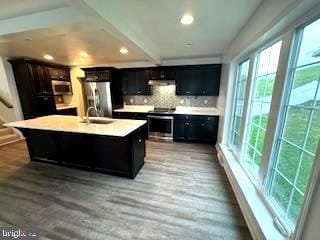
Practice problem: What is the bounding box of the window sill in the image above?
[216,143,286,240]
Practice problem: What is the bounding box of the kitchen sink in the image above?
[80,119,115,124]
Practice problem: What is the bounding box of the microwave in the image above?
[52,80,72,96]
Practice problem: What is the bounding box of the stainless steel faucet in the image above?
[86,106,99,125]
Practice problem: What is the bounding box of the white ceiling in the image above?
[0,0,67,20]
[0,0,263,66]
[90,0,263,59]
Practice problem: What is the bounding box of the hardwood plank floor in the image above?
[0,140,252,240]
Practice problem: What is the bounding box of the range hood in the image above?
[148,80,175,86]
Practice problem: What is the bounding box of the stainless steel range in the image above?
[148,108,175,141]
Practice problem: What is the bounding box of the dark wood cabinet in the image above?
[34,96,56,117]
[56,107,77,116]
[176,68,202,95]
[175,65,221,96]
[82,67,123,110]
[113,111,148,120]
[173,115,219,143]
[121,69,152,95]
[24,130,59,163]
[48,67,70,81]
[150,67,175,80]
[19,124,147,179]
[59,133,92,168]
[9,59,70,119]
[29,64,53,96]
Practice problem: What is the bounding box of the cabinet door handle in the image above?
[186,91,190,94]
[137,91,141,94]
[201,123,205,127]
[139,138,142,143]
[203,91,206,94]
[185,122,190,126]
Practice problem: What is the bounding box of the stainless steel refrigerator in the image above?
[84,82,113,117]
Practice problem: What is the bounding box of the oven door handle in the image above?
[148,115,174,120]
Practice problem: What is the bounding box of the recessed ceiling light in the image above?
[44,54,54,60]
[181,14,193,25]
[120,47,129,54]
[80,51,89,57]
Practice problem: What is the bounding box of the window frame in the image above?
[224,12,320,238]
[240,38,284,182]
[229,58,251,155]
[264,18,320,231]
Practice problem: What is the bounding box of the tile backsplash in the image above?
[123,85,217,108]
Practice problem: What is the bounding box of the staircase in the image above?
[0,120,20,146]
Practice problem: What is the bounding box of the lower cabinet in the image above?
[20,124,147,179]
[56,107,77,116]
[59,133,92,168]
[25,130,59,163]
[173,115,219,144]
[113,111,147,120]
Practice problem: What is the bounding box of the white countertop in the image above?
[5,115,147,137]
[174,106,221,116]
[56,105,77,110]
[114,105,154,113]
[114,105,220,116]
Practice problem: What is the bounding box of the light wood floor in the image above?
[0,140,252,240]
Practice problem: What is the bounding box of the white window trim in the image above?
[221,14,320,240]
[216,143,286,240]
[229,58,250,156]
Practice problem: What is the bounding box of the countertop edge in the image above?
[5,121,147,137]
[113,109,220,116]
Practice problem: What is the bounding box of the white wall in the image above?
[63,67,86,117]
[0,57,23,122]
[224,0,319,62]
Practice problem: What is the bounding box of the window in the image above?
[267,18,320,227]
[231,60,250,148]
[244,41,282,177]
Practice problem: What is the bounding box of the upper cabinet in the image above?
[9,59,70,119]
[28,64,53,96]
[175,64,221,96]
[120,64,221,96]
[149,67,175,80]
[48,67,70,81]
[121,69,152,95]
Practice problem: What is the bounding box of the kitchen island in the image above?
[5,115,147,179]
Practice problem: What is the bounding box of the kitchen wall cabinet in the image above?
[121,69,152,95]
[82,67,123,110]
[175,65,221,96]
[149,67,175,80]
[10,59,70,119]
[29,64,53,96]
[173,115,219,143]
[48,67,70,81]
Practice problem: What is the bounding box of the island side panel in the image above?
[130,124,148,178]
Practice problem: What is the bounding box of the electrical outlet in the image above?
[180,99,184,104]
[144,98,148,104]
[204,99,208,105]
[130,98,134,104]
